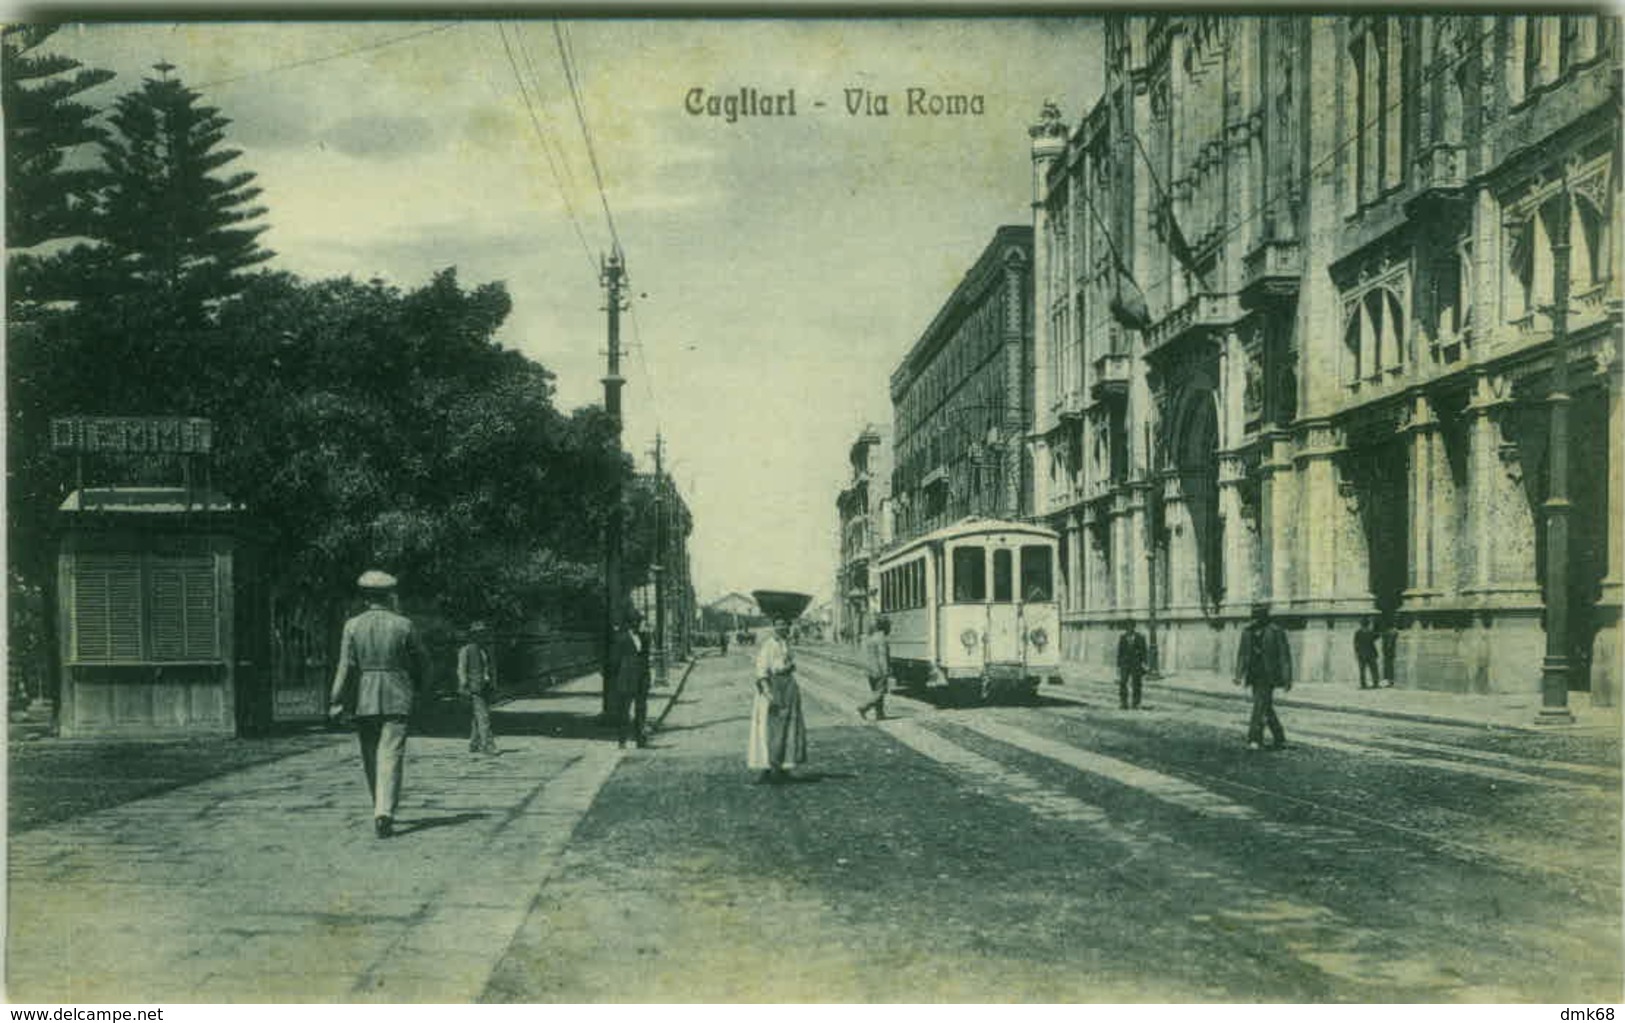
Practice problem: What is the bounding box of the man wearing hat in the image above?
[607,608,651,749]
[458,621,499,755]
[1233,602,1292,750]
[329,570,431,838]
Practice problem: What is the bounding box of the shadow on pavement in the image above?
[393,811,491,836]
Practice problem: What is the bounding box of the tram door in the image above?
[987,543,1020,665]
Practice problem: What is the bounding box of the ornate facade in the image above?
[1030,14,1621,702]
[890,225,1035,543]
[834,423,892,642]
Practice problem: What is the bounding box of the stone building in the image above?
[1029,14,1621,704]
[890,225,1035,544]
[834,423,892,642]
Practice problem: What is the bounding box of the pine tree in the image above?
[94,65,272,324]
[3,25,114,306]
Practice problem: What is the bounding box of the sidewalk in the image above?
[803,641,1620,736]
[5,660,696,1004]
[1055,662,1622,736]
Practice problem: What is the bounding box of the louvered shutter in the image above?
[150,555,218,661]
[74,554,143,661]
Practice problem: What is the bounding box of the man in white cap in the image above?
[329,570,431,838]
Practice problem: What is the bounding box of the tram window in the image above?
[993,548,1013,603]
[952,546,986,602]
[914,560,925,608]
[1021,545,1054,602]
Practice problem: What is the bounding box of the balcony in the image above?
[1090,352,1131,401]
[1145,292,1243,356]
[1239,238,1303,306]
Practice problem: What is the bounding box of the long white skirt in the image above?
[747,672,806,770]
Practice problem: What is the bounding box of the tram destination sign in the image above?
[51,416,214,454]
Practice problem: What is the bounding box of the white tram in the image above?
[874,517,1061,703]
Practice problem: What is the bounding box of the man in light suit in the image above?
[329,570,431,838]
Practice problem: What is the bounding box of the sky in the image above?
[37,16,1105,604]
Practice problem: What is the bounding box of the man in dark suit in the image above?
[1116,618,1148,710]
[608,609,652,749]
[1354,617,1380,689]
[1234,602,1292,750]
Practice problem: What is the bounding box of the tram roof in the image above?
[877,516,1058,564]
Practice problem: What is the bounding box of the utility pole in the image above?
[601,250,627,718]
[1538,174,1575,725]
[653,432,668,688]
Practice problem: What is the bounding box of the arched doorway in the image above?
[1172,389,1223,611]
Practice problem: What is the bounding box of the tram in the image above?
[874,517,1061,704]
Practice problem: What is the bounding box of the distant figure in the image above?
[857,617,892,721]
[458,621,499,754]
[1234,602,1292,751]
[1116,619,1148,710]
[608,610,651,749]
[720,631,729,655]
[749,616,806,783]
[1354,617,1380,690]
[1380,618,1398,687]
[329,570,431,839]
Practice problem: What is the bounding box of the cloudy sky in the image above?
[41,17,1104,603]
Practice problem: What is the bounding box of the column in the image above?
[1463,373,1541,603]
[1295,418,1371,610]
[1402,393,1446,608]
[1218,451,1258,610]
[1258,428,1296,604]
[1066,512,1085,613]
[1588,366,1621,706]
[1163,475,1194,609]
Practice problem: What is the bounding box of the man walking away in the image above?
[857,617,892,720]
[1354,617,1381,689]
[329,570,431,838]
[458,621,499,754]
[1116,618,1148,710]
[1234,602,1292,750]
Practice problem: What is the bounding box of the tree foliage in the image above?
[4,49,634,646]
[88,69,272,326]
[2,25,112,253]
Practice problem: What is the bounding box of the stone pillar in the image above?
[1401,393,1448,609]
[1463,373,1541,604]
[1294,419,1371,609]
[1218,451,1258,611]
[1589,363,1622,706]
[1163,475,1194,610]
[1258,428,1296,604]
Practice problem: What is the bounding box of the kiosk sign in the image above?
[51,416,214,454]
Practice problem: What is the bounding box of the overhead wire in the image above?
[552,20,623,257]
[494,21,599,275]
[195,23,463,90]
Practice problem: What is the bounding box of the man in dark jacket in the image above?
[1354,617,1380,689]
[1116,619,1149,710]
[608,609,651,749]
[1234,602,1292,750]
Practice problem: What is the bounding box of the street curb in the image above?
[651,656,699,732]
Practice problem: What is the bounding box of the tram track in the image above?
[794,652,1621,906]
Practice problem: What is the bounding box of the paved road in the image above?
[486,649,1621,1003]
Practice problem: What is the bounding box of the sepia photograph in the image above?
[3,8,1621,1008]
